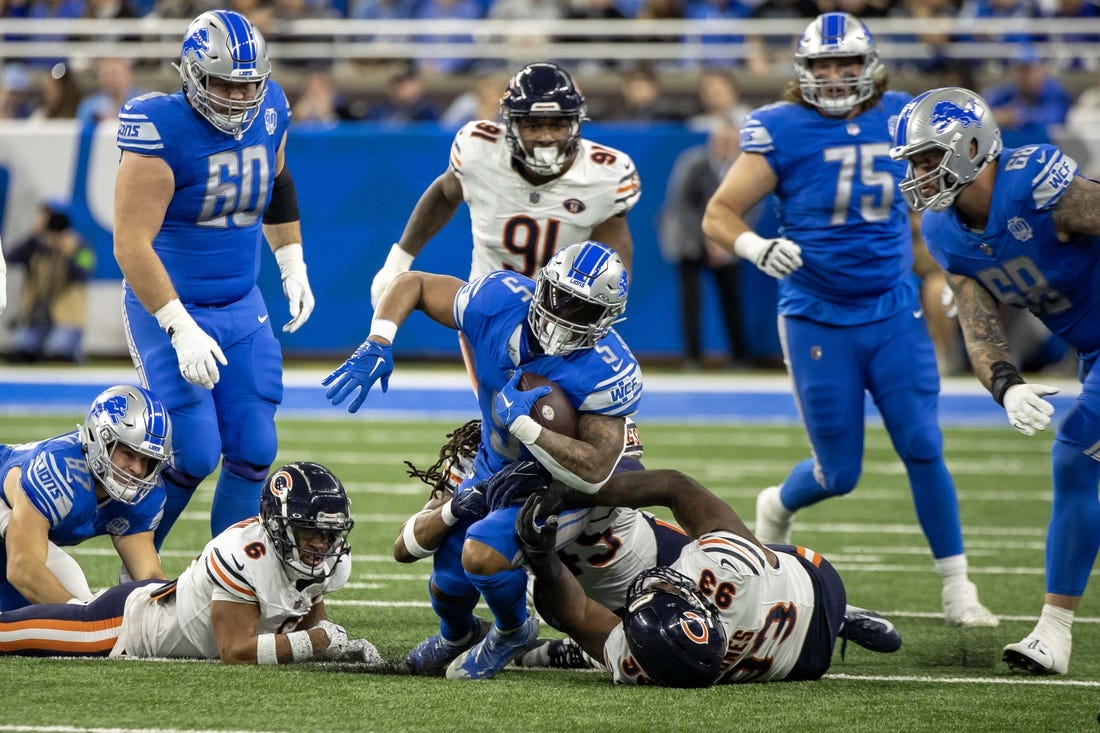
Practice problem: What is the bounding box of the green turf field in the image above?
[2,415,1096,733]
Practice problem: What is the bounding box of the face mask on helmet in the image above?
[260,462,354,582]
[500,62,587,177]
[527,241,629,356]
[890,87,1003,212]
[175,10,271,136]
[794,12,883,116]
[621,566,727,688]
[79,385,172,505]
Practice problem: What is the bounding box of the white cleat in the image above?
[1003,634,1070,675]
[942,580,999,628]
[754,485,793,545]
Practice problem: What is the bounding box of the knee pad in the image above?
[162,465,204,491]
[893,423,943,464]
[816,461,860,497]
[220,457,270,483]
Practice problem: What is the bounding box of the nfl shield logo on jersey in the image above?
[529,192,540,204]
[265,107,277,135]
[1007,217,1033,242]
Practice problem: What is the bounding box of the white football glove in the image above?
[941,282,958,319]
[316,619,349,652]
[734,231,803,279]
[274,243,315,333]
[370,243,415,308]
[316,620,384,664]
[154,299,227,390]
[1003,383,1058,436]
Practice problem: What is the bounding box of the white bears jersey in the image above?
[449,120,641,280]
[603,532,816,685]
[111,518,349,659]
[559,506,684,612]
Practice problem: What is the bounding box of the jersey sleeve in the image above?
[454,271,532,340]
[738,103,786,173]
[610,150,641,216]
[449,119,507,185]
[19,447,83,527]
[116,92,173,157]
[1001,145,1078,212]
[205,541,259,604]
[575,333,643,417]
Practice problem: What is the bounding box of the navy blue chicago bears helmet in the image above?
[499,62,587,176]
[260,461,354,581]
[621,566,727,688]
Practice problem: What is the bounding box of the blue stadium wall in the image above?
[0,121,780,360]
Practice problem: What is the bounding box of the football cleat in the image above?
[514,638,597,669]
[754,485,794,545]
[446,617,540,680]
[942,580,999,628]
[405,617,490,676]
[839,605,902,653]
[1003,634,1070,675]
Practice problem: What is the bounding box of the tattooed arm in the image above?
[525,413,626,493]
[1051,176,1100,239]
[946,271,1012,392]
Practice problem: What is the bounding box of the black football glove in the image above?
[449,482,488,522]
[483,460,554,512]
[516,493,563,582]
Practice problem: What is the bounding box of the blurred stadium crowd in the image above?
[0,0,1099,125]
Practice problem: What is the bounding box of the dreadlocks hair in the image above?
[404,419,482,498]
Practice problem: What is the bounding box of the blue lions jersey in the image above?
[922,144,1100,355]
[0,433,164,546]
[453,272,643,481]
[116,81,291,306]
[740,91,917,325]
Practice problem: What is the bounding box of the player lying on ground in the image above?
[0,462,379,666]
[513,465,901,686]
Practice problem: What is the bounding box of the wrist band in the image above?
[990,360,1025,406]
[369,318,398,343]
[509,415,543,445]
[287,630,314,662]
[256,633,278,665]
[440,499,459,527]
[401,512,435,559]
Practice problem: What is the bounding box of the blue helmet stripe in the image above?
[137,386,170,446]
[215,10,257,71]
[569,241,612,286]
[821,12,845,47]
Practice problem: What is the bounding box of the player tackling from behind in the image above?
[325,240,642,680]
[0,462,379,666]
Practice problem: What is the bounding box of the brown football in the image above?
[518,372,579,439]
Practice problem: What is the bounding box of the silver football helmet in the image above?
[890,87,1003,212]
[175,10,271,136]
[528,241,629,356]
[794,12,883,116]
[79,385,172,505]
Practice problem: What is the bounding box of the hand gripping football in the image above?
[518,372,578,439]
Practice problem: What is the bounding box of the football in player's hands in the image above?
[519,372,578,438]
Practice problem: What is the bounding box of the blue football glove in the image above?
[322,339,393,413]
[449,483,489,522]
[483,460,554,512]
[493,371,550,430]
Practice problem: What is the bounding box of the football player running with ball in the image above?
[891,87,1100,675]
[325,241,643,680]
[702,12,996,628]
[0,462,379,666]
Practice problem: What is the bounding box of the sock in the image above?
[430,588,480,644]
[211,465,265,537]
[1034,604,1074,641]
[779,458,830,511]
[935,554,968,587]
[154,481,194,550]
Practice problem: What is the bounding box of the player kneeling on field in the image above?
[514,466,901,687]
[0,462,381,666]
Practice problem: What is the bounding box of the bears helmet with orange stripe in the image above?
[260,461,354,581]
[621,566,726,688]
